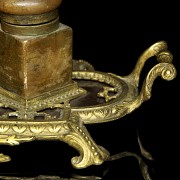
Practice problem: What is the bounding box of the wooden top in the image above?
[0,0,62,15]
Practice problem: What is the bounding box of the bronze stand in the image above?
[0,0,177,175]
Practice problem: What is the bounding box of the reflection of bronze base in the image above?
[0,41,176,169]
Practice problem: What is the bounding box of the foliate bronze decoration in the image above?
[0,0,177,173]
[71,42,176,124]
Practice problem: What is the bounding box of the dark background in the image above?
[0,1,179,180]
[60,1,179,179]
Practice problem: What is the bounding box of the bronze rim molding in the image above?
[0,0,62,35]
[0,0,62,15]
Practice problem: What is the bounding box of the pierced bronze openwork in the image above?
[0,0,177,172]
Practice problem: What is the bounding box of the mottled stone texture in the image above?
[0,23,73,98]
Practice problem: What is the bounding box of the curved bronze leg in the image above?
[60,122,110,169]
[0,120,109,169]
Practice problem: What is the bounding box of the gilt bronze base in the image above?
[0,2,177,178]
[0,41,176,169]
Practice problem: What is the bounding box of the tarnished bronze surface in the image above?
[0,0,62,35]
[0,9,59,25]
[1,16,60,36]
[0,24,73,98]
[0,9,60,35]
[0,0,73,97]
[0,0,62,15]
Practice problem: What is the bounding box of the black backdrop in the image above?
[0,1,179,180]
[59,1,179,179]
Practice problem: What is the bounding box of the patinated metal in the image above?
[0,0,177,172]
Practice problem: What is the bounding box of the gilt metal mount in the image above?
[0,0,177,170]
